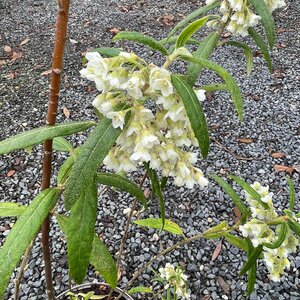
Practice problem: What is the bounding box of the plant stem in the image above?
[41,1,70,299]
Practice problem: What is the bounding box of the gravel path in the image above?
[0,0,300,299]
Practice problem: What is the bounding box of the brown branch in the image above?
[41,1,71,299]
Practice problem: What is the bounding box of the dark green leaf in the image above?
[263,222,288,249]
[167,2,221,38]
[64,117,124,210]
[246,239,257,296]
[199,83,228,91]
[96,172,146,207]
[287,220,300,237]
[0,202,26,217]
[223,233,248,252]
[0,121,95,155]
[240,245,263,275]
[187,32,220,85]
[53,137,73,152]
[67,179,98,283]
[0,188,60,298]
[128,286,153,295]
[202,221,229,239]
[113,31,169,56]
[287,176,295,211]
[176,16,209,48]
[171,74,209,158]
[160,36,201,46]
[160,176,168,190]
[249,0,276,48]
[134,218,183,235]
[248,27,272,72]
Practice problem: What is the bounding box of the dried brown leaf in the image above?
[63,106,70,118]
[292,165,300,173]
[271,152,286,158]
[218,276,230,294]
[11,51,22,61]
[108,28,120,35]
[40,69,52,76]
[159,15,175,26]
[0,60,6,66]
[273,165,295,174]
[9,72,15,80]
[238,138,255,144]
[233,206,241,224]
[4,45,12,53]
[211,240,222,261]
[20,38,29,46]
[7,170,16,177]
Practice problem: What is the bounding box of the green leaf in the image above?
[146,167,166,229]
[239,245,263,275]
[56,215,118,288]
[96,172,146,207]
[210,174,249,219]
[199,83,228,91]
[160,36,201,46]
[223,233,248,252]
[225,41,253,75]
[249,0,276,49]
[64,117,124,210]
[0,202,26,217]
[287,176,295,211]
[167,2,221,38]
[246,239,257,296]
[230,175,269,209]
[287,220,300,237]
[187,32,220,85]
[176,16,209,49]
[160,176,168,190]
[113,31,169,56]
[134,218,183,235]
[67,179,98,283]
[57,152,76,185]
[128,286,153,295]
[53,137,73,152]
[182,55,244,121]
[263,222,288,249]
[0,188,60,298]
[248,27,272,72]
[202,221,229,239]
[0,121,95,155]
[171,74,209,158]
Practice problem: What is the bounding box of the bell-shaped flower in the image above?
[106,110,126,129]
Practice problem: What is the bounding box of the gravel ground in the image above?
[1,0,300,299]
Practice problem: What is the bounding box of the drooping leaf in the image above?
[0,188,60,298]
[134,218,183,235]
[176,16,209,49]
[263,222,288,249]
[287,176,295,211]
[239,244,263,275]
[67,179,98,283]
[128,286,153,295]
[202,221,229,239]
[210,175,249,219]
[53,137,74,152]
[287,220,300,237]
[171,74,209,158]
[246,239,257,296]
[223,233,248,252]
[248,27,272,72]
[96,172,146,207]
[64,117,124,210]
[0,202,26,217]
[113,31,169,56]
[56,215,117,288]
[160,36,201,46]
[0,121,95,155]
[199,83,228,91]
[187,32,220,85]
[249,0,276,49]
[167,2,221,38]
[225,41,253,75]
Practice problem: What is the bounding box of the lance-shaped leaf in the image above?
[160,36,201,46]
[199,83,228,91]
[64,117,124,210]
[113,31,169,56]
[56,215,117,288]
[0,188,60,298]
[223,233,248,252]
[0,202,26,217]
[239,244,263,275]
[0,121,95,155]
[160,176,168,190]
[263,222,288,249]
[67,179,98,283]
[248,27,272,72]
[246,239,257,296]
[167,1,221,38]
[287,220,300,237]
[187,32,220,85]
[202,221,229,239]
[225,41,253,75]
[134,218,183,235]
[182,55,243,121]
[249,0,275,49]
[53,137,74,152]
[128,286,153,295]
[230,175,269,209]
[176,16,209,49]
[210,174,249,220]
[171,74,209,158]
[96,172,146,207]
[287,176,295,211]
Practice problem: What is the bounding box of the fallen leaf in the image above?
[233,207,241,224]
[209,124,220,130]
[9,72,15,80]
[270,83,283,92]
[0,60,6,66]
[274,165,295,174]
[40,69,51,76]
[251,94,260,101]
[201,296,211,300]
[292,165,300,173]
[222,32,232,38]
[276,42,287,48]
[11,51,22,61]
[238,138,255,144]
[217,276,230,294]
[211,240,222,261]
[107,28,120,35]
[144,188,151,199]
[19,38,29,46]
[205,91,214,101]
[87,85,94,93]
[271,152,286,158]
[159,15,175,26]
[63,106,70,118]
[277,28,286,33]
[4,45,12,53]
[69,38,78,44]
[7,170,16,177]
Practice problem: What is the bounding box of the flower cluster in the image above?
[239,182,300,282]
[159,263,190,299]
[80,51,208,189]
[206,0,286,36]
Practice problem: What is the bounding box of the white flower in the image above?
[127,75,144,99]
[150,67,173,97]
[194,89,206,102]
[106,110,126,129]
[130,146,152,162]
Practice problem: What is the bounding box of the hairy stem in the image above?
[41,1,70,299]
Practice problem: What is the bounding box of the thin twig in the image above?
[14,241,34,300]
